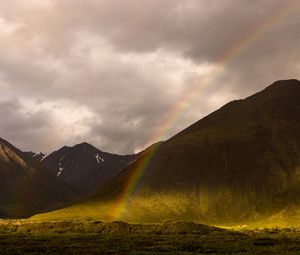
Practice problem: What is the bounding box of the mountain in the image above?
[32,79,300,226]
[0,137,78,218]
[41,142,137,196]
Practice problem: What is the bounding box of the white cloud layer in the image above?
[0,0,300,154]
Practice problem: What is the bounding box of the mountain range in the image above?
[1,79,300,226]
[0,140,137,218]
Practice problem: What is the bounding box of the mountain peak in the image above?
[77,142,90,146]
[269,79,300,87]
[243,79,300,111]
[76,142,95,148]
[73,142,101,154]
[42,141,137,195]
[0,137,24,158]
[256,79,300,98]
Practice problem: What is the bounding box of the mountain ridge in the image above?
[41,142,137,196]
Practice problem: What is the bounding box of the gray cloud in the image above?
[0,99,51,150]
[0,0,300,154]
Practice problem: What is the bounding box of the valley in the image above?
[2,0,300,253]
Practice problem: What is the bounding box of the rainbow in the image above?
[109,0,300,220]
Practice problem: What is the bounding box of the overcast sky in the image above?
[0,0,300,154]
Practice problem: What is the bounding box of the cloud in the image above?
[0,0,300,154]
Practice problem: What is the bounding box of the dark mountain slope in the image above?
[33,79,300,225]
[42,143,136,195]
[144,79,300,191]
[0,138,78,218]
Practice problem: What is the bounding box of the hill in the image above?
[32,79,300,226]
[0,138,78,218]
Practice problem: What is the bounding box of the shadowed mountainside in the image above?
[0,138,79,218]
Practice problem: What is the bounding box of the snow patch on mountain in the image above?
[33,152,47,161]
[95,153,104,164]
[57,155,66,177]
[57,167,64,177]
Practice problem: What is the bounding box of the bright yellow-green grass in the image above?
[31,191,300,228]
[32,193,200,222]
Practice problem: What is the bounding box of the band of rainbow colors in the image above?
[109,0,300,220]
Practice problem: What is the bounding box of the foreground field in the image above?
[0,220,300,254]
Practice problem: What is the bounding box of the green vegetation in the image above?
[30,191,300,228]
[1,220,300,254]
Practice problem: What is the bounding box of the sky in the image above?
[0,0,300,154]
